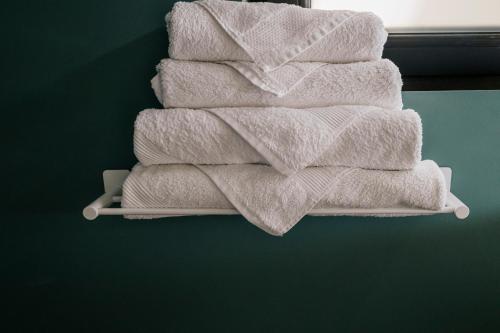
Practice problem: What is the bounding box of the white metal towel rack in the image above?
[82,167,469,221]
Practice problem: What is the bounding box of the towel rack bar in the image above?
[83,168,470,221]
[446,191,470,219]
[97,206,456,217]
[83,186,121,221]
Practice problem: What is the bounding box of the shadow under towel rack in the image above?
[82,167,469,221]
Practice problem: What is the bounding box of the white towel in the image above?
[134,106,422,174]
[168,0,387,71]
[151,59,403,109]
[122,161,447,236]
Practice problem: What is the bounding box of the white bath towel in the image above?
[167,0,387,71]
[151,59,403,109]
[134,106,422,174]
[122,161,447,236]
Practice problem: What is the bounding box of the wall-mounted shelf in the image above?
[82,167,469,221]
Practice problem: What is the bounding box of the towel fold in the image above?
[122,161,447,236]
[168,0,387,71]
[134,106,422,174]
[152,59,402,109]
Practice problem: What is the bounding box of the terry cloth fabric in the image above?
[121,161,447,236]
[167,0,387,71]
[151,59,403,109]
[134,106,422,174]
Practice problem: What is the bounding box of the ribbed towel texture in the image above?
[151,59,403,108]
[121,0,446,235]
[168,0,387,69]
[163,0,391,103]
[122,161,447,236]
[134,106,422,173]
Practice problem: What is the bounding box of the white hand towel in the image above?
[122,161,447,236]
[168,0,387,71]
[134,106,422,174]
[151,59,403,109]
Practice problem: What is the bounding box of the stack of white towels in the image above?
[122,0,447,236]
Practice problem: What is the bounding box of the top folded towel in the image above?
[167,0,387,71]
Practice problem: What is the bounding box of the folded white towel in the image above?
[151,59,403,109]
[168,0,387,71]
[122,161,447,236]
[134,106,422,174]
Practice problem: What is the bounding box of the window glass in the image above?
[312,0,500,32]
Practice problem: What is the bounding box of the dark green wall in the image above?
[2,0,172,212]
[2,1,500,332]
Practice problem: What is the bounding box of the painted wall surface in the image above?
[2,1,500,332]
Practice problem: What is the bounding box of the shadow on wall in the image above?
[6,28,167,213]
